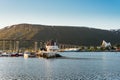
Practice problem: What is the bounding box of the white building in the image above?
[101,40,111,48]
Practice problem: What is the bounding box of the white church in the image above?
[101,40,111,48]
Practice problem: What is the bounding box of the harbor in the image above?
[0,39,120,58]
[0,0,120,79]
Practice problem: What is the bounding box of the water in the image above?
[0,52,120,80]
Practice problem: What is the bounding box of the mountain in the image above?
[0,23,120,46]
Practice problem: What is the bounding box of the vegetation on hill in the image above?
[0,23,120,46]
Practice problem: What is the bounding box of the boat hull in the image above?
[37,51,61,58]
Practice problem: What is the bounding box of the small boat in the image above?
[11,52,19,57]
[18,52,24,56]
[24,51,36,58]
[38,40,61,58]
[1,52,10,57]
[24,51,30,58]
[29,52,36,58]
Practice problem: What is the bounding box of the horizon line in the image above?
[0,23,119,30]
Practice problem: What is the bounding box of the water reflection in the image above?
[44,59,53,80]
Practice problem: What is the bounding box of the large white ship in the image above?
[38,40,61,58]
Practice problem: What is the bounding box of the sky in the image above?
[0,0,120,30]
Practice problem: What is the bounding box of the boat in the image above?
[11,52,19,57]
[24,51,30,58]
[18,52,24,56]
[29,52,36,58]
[37,40,61,58]
[24,51,36,58]
[1,52,10,57]
[63,48,80,52]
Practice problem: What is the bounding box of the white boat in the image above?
[1,52,10,57]
[63,48,80,52]
[38,40,61,58]
[24,51,36,58]
[18,52,24,56]
[24,51,30,58]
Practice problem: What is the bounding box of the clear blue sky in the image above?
[0,0,120,30]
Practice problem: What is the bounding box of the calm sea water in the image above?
[0,52,120,80]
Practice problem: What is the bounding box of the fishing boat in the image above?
[38,40,61,58]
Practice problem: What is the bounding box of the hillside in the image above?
[0,23,120,46]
